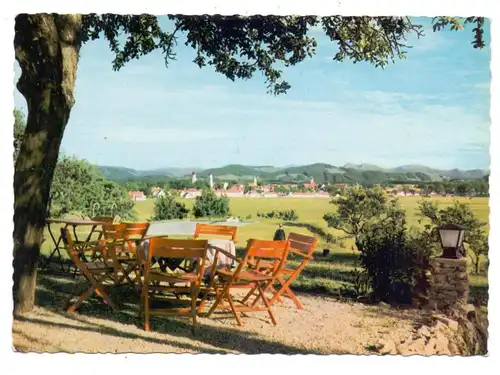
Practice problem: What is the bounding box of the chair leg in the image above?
[269,275,303,309]
[257,284,277,325]
[93,283,118,311]
[144,293,150,332]
[241,285,258,304]
[283,286,304,310]
[206,284,230,318]
[191,283,200,333]
[267,285,283,304]
[226,294,243,326]
[67,286,94,313]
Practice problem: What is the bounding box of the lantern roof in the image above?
[438,223,466,230]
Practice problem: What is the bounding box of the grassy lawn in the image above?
[41,196,489,307]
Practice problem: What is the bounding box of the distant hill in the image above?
[343,163,489,181]
[201,164,264,178]
[98,162,489,184]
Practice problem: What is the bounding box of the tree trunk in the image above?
[13,14,82,314]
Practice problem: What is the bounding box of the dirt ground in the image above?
[13,275,428,354]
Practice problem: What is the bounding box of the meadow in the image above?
[132,196,490,306]
[24,195,488,353]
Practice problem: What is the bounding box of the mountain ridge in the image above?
[97,162,489,184]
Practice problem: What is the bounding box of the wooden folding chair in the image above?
[247,232,318,310]
[141,238,208,333]
[205,239,290,326]
[189,223,238,274]
[102,222,150,287]
[60,228,120,312]
[194,223,238,241]
[88,215,120,240]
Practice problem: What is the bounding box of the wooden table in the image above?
[43,218,109,274]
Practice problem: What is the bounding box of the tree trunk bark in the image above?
[13,14,82,314]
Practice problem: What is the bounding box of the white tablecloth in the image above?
[205,239,236,274]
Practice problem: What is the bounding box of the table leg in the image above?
[44,223,69,273]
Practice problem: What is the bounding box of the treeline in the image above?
[380,179,489,197]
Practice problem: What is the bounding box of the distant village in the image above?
[127,171,463,201]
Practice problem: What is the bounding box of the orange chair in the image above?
[141,238,209,333]
[102,222,150,286]
[205,239,290,326]
[194,223,238,241]
[60,228,120,312]
[247,232,318,310]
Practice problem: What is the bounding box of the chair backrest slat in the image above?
[103,222,150,241]
[242,239,290,277]
[288,232,318,257]
[194,223,238,241]
[102,223,126,240]
[148,238,208,260]
[123,222,150,239]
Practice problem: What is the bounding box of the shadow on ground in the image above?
[20,273,323,354]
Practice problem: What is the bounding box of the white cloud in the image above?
[474,82,490,90]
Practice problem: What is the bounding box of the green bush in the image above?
[355,219,432,304]
[152,195,189,220]
[257,209,298,221]
[193,189,231,218]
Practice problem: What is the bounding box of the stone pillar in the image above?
[427,257,469,312]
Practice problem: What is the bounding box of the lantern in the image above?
[437,224,466,259]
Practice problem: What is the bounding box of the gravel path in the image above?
[13,290,426,354]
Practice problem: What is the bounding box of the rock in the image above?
[378,302,391,309]
[448,341,460,355]
[424,338,438,355]
[396,343,412,356]
[433,315,459,332]
[418,325,432,338]
[435,332,450,354]
[378,339,396,355]
[407,337,426,353]
[427,337,437,350]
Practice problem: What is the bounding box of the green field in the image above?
[43,196,490,306]
[134,196,490,246]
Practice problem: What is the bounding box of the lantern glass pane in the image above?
[439,228,459,248]
[457,230,465,247]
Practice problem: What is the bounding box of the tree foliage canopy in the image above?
[324,185,406,238]
[50,156,136,220]
[152,194,189,221]
[193,189,231,218]
[75,15,487,95]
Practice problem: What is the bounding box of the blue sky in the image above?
[13,17,491,171]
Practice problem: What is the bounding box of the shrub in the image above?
[193,189,231,218]
[355,219,433,304]
[256,209,298,221]
[152,195,189,220]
